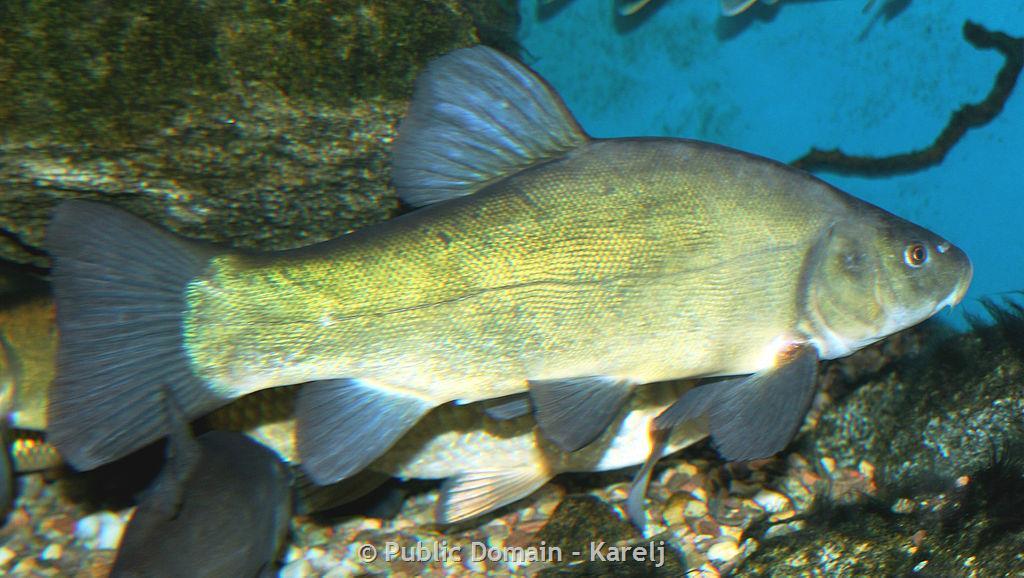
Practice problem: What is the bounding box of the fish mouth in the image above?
[938,258,973,311]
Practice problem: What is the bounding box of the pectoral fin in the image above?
[529,376,635,452]
[655,344,819,462]
[483,393,532,421]
[436,465,550,524]
[296,379,432,485]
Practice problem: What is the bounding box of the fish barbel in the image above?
[46,46,971,486]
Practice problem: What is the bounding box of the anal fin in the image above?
[529,376,634,452]
[296,379,432,485]
[436,465,550,525]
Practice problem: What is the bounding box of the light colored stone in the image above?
[0,546,16,567]
[75,511,127,550]
[40,544,62,561]
[706,539,740,563]
[279,559,314,578]
[891,498,916,514]
[753,490,791,514]
[683,499,709,518]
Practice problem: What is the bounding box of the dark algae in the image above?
[792,21,1024,177]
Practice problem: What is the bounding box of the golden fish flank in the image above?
[218,380,707,524]
[47,45,971,486]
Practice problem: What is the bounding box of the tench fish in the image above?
[0,294,707,523]
[47,46,971,487]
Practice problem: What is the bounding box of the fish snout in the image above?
[936,241,972,310]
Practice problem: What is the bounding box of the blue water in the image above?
[520,0,1024,326]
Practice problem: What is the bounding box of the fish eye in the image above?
[904,243,928,268]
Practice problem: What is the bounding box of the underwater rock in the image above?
[0,0,518,269]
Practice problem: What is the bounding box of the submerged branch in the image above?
[791,21,1024,177]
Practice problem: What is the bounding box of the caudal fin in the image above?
[47,200,224,471]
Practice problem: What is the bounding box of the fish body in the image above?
[47,46,971,487]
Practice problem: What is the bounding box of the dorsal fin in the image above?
[392,46,589,207]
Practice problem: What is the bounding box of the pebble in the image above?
[891,498,916,514]
[12,558,39,574]
[284,545,304,564]
[706,539,741,563]
[763,520,805,540]
[662,493,688,526]
[74,511,127,550]
[0,546,15,567]
[462,553,487,573]
[718,524,744,542]
[692,563,722,577]
[858,460,876,480]
[768,510,796,523]
[689,487,709,503]
[279,558,314,578]
[41,543,62,560]
[752,490,791,514]
[611,485,633,503]
[684,499,709,518]
[324,566,352,578]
